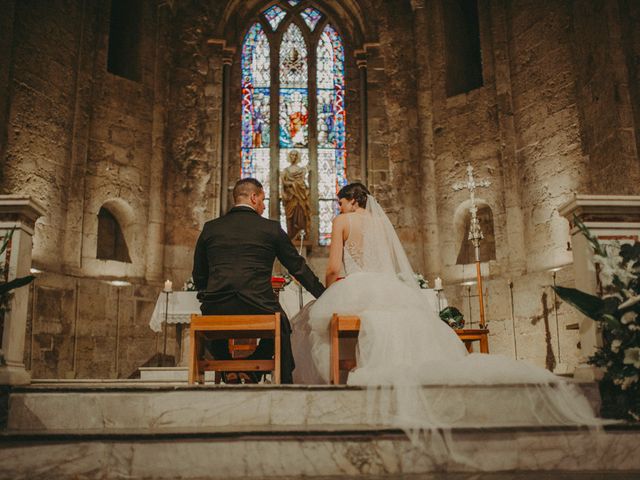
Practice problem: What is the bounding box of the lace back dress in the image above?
[343,213,365,275]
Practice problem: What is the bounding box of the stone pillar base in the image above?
[0,363,31,385]
[572,363,602,382]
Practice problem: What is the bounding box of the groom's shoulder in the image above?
[214,211,281,231]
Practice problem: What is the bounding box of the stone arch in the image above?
[453,198,496,265]
[217,0,379,50]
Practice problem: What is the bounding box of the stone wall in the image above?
[571,0,640,194]
[165,1,224,284]
[1,0,172,378]
[25,273,163,379]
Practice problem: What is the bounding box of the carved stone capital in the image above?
[207,38,236,65]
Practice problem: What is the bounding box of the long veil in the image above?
[299,192,603,465]
[361,195,417,288]
[347,195,604,460]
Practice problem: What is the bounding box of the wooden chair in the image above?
[329,315,490,384]
[188,313,281,385]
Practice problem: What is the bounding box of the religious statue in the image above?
[281,150,311,241]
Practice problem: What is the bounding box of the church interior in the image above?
[1,0,640,478]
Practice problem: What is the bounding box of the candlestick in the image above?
[163,279,173,292]
[434,277,443,290]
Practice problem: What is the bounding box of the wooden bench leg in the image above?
[273,312,281,384]
[188,329,197,385]
[480,334,489,353]
[330,314,339,385]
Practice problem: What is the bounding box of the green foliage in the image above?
[553,216,640,421]
[440,306,465,329]
[0,228,36,316]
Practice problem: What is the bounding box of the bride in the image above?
[291,182,600,429]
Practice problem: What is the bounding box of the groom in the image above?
[192,178,326,383]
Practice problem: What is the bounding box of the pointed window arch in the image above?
[240,2,347,246]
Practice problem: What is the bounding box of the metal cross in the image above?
[452,164,491,249]
[452,163,492,328]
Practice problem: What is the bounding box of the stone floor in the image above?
[0,382,639,479]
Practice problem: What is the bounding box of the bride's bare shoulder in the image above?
[333,213,350,225]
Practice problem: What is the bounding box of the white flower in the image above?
[630,324,640,331]
[621,375,639,391]
[623,347,640,369]
[611,339,622,353]
[621,311,638,325]
[619,295,640,310]
[594,251,636,287]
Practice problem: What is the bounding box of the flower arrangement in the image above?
[414,273,429,289]
[275,273,293,287]
[553,217,640,420]
[182,277,196,292]
[439,306,465,329]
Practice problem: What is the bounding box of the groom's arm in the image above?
[274,226,326,298]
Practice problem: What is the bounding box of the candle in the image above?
[164,279,173,292]
[434,277,443,290]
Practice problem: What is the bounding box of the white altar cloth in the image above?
[149,292,200,333]
[148,285,316,332]
[148,286,446,332]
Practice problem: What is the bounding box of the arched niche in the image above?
[97,205,131,263]
[453,199,496,265]
[81,197,146,279]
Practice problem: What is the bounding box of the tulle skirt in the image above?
[290,272,601,429]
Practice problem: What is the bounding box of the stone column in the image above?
[220,50,234,215]
[411,0,442,278]
[0,196,44,385]
[356,52,368,186]
[206,39,232,219]
[559,194,640,381]
[145,2,170,282]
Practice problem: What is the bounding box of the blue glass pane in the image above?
[300,7,322,31]
[264,5,286,31]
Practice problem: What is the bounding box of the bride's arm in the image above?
[325,216,345,287]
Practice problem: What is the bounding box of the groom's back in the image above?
[193,207,281,309]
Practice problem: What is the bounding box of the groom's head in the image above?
[233,178,266,215]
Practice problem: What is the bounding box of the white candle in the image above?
[434,277,443,290]
[164,279,173,292]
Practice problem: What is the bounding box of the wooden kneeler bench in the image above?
[189,313,281,385]
[330,314,360,385]
[330,314,490,385]
[455,328,490,354]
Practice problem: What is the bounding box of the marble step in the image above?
[6,382,601,432]
[0,424,639,479]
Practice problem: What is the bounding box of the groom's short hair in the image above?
[233,178,263,203]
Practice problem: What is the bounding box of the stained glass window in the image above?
[287,0,302,6]
[300,7,322,31]
[263,5,286,31]
[241,23,271,216]
[317,24,346,245]
[279,23,309,232]
[240,12,347,244]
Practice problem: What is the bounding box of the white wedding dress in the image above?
[290,195,600,431]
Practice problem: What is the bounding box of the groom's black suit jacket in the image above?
[192,206,325,382]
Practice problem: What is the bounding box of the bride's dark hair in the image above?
[337,182,370,208]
